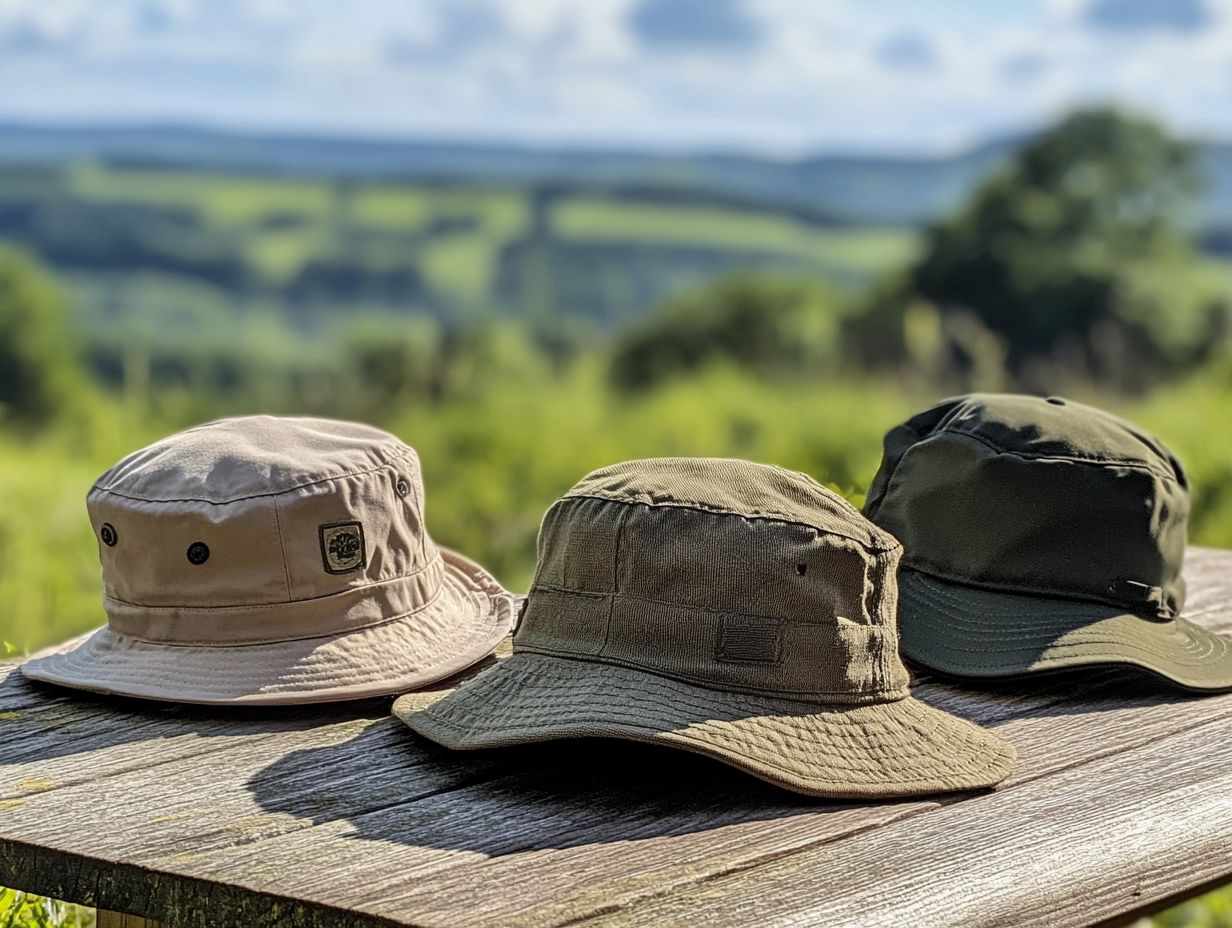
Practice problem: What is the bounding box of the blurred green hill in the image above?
[3,121,1232,228]
[0,158,916,391]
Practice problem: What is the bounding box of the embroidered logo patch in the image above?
[716,615,783,664]
[319,521,366,574]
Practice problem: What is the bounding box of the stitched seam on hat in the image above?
[904,581,1224,665]
[271,495,293,602]
[940,427,1180,483]
[768,462,866,520]
[531,583,881,630]
[111,582,502,649]
[901,564,1173,619]
[907,576,1184,624]
[415,692,1010,785]
[513,645,901,702]
[910,632,1227,669]
[598,505,631,658]
[106,553,444,611]
[115,584,447,647]
[913,634,1225,665]
[556,492,900,554]
[91,448,414,504]
[414,464,427,563]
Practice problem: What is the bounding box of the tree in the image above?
[0,245,81,425]
[610,274,840,391]
[847,107,1231,389]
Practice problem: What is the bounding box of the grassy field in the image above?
[554,196,916,271]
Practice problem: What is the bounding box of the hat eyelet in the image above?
[396,478,411,498]
[100,523,118,547]
[186,542,210,566]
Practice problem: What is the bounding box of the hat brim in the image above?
[897,569,1232,692]
[20,548,515,705]
[393,652,1014,799]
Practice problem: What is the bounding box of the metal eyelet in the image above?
[100,523,118,547]
[186,542,210,565]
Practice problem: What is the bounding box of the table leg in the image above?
[96,910,166,927]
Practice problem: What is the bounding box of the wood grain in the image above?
[97,912,165,928]
[0,547,1229,927]
[586,716,1232,928]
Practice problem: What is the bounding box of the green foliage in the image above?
[609,275,844,391]
[0,889,92,928]
[0,247,81,427]
[343,316,446,412]
[853,107,1232,389]
[1131,352,1232,547]
[1154,884,1232,928]
[0,406,155,652]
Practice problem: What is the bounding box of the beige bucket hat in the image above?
[22,416,515,704]
[396,458,1014,798]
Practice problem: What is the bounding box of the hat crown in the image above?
[864,393,1189,617]
[88,416,443,644]
[96,415,417,503]
[515,458,909,704]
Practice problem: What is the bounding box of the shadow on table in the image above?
[0,665,393,766]
[3,647,1209,773]
[0,649,519,768]
[911,660,1219,727]
[241,658,1214,858]
[246,717,833,855]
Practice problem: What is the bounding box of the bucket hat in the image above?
[396,458,1014,798]
[22,416,515,704]
[864,393,1232,691]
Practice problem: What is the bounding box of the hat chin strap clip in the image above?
[1110,579,1170,617]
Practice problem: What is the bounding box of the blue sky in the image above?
[0,0,1229,154]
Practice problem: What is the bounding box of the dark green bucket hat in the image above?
[864,393,1232,692]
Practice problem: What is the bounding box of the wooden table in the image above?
[3,549,1231,928]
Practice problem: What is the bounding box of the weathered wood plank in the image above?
[0,692,385,803]
[97,911,165,928]
[0,548,1229,927]
[1177,552,1232,622]
[5,647,1230,928]
[585,714,1232,928]
[219,667,1232,928]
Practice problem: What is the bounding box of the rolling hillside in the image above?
[2,122,1231,228]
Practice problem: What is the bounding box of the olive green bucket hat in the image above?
[864,393,1232,692]
[396,458,1014,798]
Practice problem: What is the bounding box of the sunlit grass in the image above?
[553,196,918,274]
[67,163,331,224]
[420,233,500,305]
[0,888,93,928]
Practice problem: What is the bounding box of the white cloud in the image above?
[0,0,1228,152]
